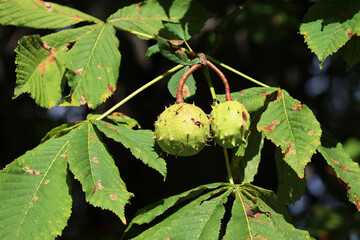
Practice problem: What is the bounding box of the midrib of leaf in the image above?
[70,24,106,96]
[235,188,253,240]
[16,140,70,236]
[280,90,297,155]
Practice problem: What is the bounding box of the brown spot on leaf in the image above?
[242,112,248,122]
[135,148,141,153]
[260,91,273,96]
[338,177,350,193]
[98,76,102,80]
[355,197,360,211]
[110,194,117,200]
[97,180,104,190]
[23,167,40,175]
[304,34,310,39]
[284,148,297,157]
[41,41,51,50]
[166,40,184,57]
[33,196,39,201]
[74,68,84,75]
[103,123,119,132]
[292,102,303,111]
[253,213,261,218]
[340,165,349,171]
[94,185,98,194]
[308,130,314,135]
[87,103,93,109]
[262,120,280,133]
[97,64,103,68]
[239,90,245,94]
[92,157,99,164]
[44,179,50,185]
[136,4,141,10]
[80,95,86,105]
[346,29,356,39]
[107,85,115,94]
[274,91,282,102]
[40,0,52,11]
[331,158,339,165]
[182,84,190,98]
[61,150,67,159]
[87,169,92,175]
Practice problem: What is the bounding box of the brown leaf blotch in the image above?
[262,120,280,133]
[331,158,339,165]
[23,167,40,175]
[340,165,349,172]
[40,0,52,11]
[103,123,119,132]
[97,180,105,190]
[308,130,314,135]
[94,185,98,194]
[44,179,50,185]
[354,197,360,211]
[92,157,99,164]
[260,91,272,97]
[304,34,310,39]
[110,194,117,200]
[33,196,39,201]
[80,95,86,105]
[61,150,67,159]
[182,84,190,98]
[74,68,84,75]
[292,102,303,111]
[97,64,103,68]
[135,148,141,153]
[274,91,282,102]
[107,85,115,94]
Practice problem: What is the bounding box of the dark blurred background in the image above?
[1,0,360,239]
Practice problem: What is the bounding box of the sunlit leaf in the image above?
[299,0,360,68]
[67,121,133,224]
[257,89,322,178]
[93,120,167,178]
[0,0,101,29]
[318,130,360,211]
[61,23,120,108]
[0,136,71,239]
[13,35,66,108]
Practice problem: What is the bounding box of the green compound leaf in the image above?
[107,0,213,40]
[62,23,120,108]
[0,0,101,29]
[67,121,133,224]
[168,66,196,99]
[318,129,360,211]
[275,148,306,205]
[13,35,66,108]
[0,136,71,239]
[126,183,313,240]
[257,89,322,178]
[217,87,279,113]
[92,120,167,179]
[299,0,360,68]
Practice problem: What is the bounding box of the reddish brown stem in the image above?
[206,60,232,101]
[176,64,202,103]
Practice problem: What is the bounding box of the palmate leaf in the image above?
[168,66,196,99]
[62,23,120,108]
[257,89,322,178]
[0,135,71,239]
[0,0,101,29]
[318,130,360,211]
[92,120,167,178]
[66,121,133,224]
[300,0,360,68]
[126,183,313,240]
[217,87,279,113]
[13,35,66,108]
[107,0,213,39]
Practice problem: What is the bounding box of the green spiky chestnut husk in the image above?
[210,101,250,148]
[154,103,210,156]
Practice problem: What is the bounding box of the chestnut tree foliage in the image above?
[0,0,360,239]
